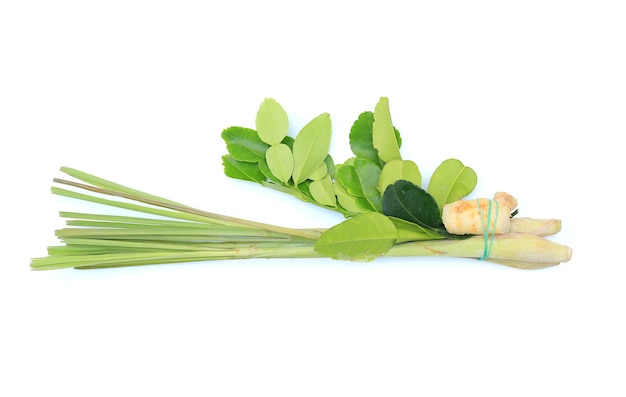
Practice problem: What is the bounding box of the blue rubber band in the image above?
[476,199,499,260]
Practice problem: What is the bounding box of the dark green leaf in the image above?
[382,180,443,230]
[222,155,266,183]
[221,126,269,162]
[314,212,397,262]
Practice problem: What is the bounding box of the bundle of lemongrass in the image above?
[31,98,572,270]
[30,168,571,271]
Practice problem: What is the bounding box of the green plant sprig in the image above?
[222,97,478,246]
[31,98,572,270]
[31,166,571,270]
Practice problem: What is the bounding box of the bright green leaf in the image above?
[372,97,401,162]
[382,180,443,230]
[256,98,289,145]
[336,158,381,198]
[336,165,361,196]
[307,161,328,181]
[324,155,335,179]
[221,126,269,162]
[333,182,365,214]
[427,158,477,212]
[336,158,382,212]
[291,113,332,185]
[314,212,397,262]
[349,111,401,166]
[265,144,294,184]
[341,157,356,167]
[355,196,381,213]
[258,159,281,184]
[349,111,380,164]
[309,175,336,207]
[222,155,266,183]
[379,159,422,193]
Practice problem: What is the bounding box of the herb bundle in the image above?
[31,98,572,270]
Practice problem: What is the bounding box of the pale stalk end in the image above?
[510,217,562,236]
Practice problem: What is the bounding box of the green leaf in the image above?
[372,97,401,162]
[256,98,289,145]
[281,135,295,149]
[296,180,314,202]
[388,217,443,243]
[427,158,477,212]
[355,196,381,213]
[309,175,336,207]
[349,111,401,166]
[221,126,269,162]
[336,158,381,198]
[258,158,281,184]
[314,212,397,262]
[382,180,443,230]
[222,155,266,183]
[379,159,422,193]
[333,182,365,214]
[349,111,380,164]
[336,158,382,212]
[324,155,335,179]
[291,113,332,185]
[265,144,294,184]
[307,161,328,181]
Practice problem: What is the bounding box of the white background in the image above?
[1,1,624,396]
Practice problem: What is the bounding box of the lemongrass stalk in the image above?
[55,226,295,240]
[32,168,572,271]
[60,166,186,206]
[510,217,561,237]
[60,212,225,227]
[31,245,322,270]
[32,232,571,270]
[56,238,310,252]
[385,233,572,264]
[484,259,560,270]
[53,181,321,241]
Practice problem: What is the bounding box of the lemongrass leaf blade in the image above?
[60,166,184,206]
